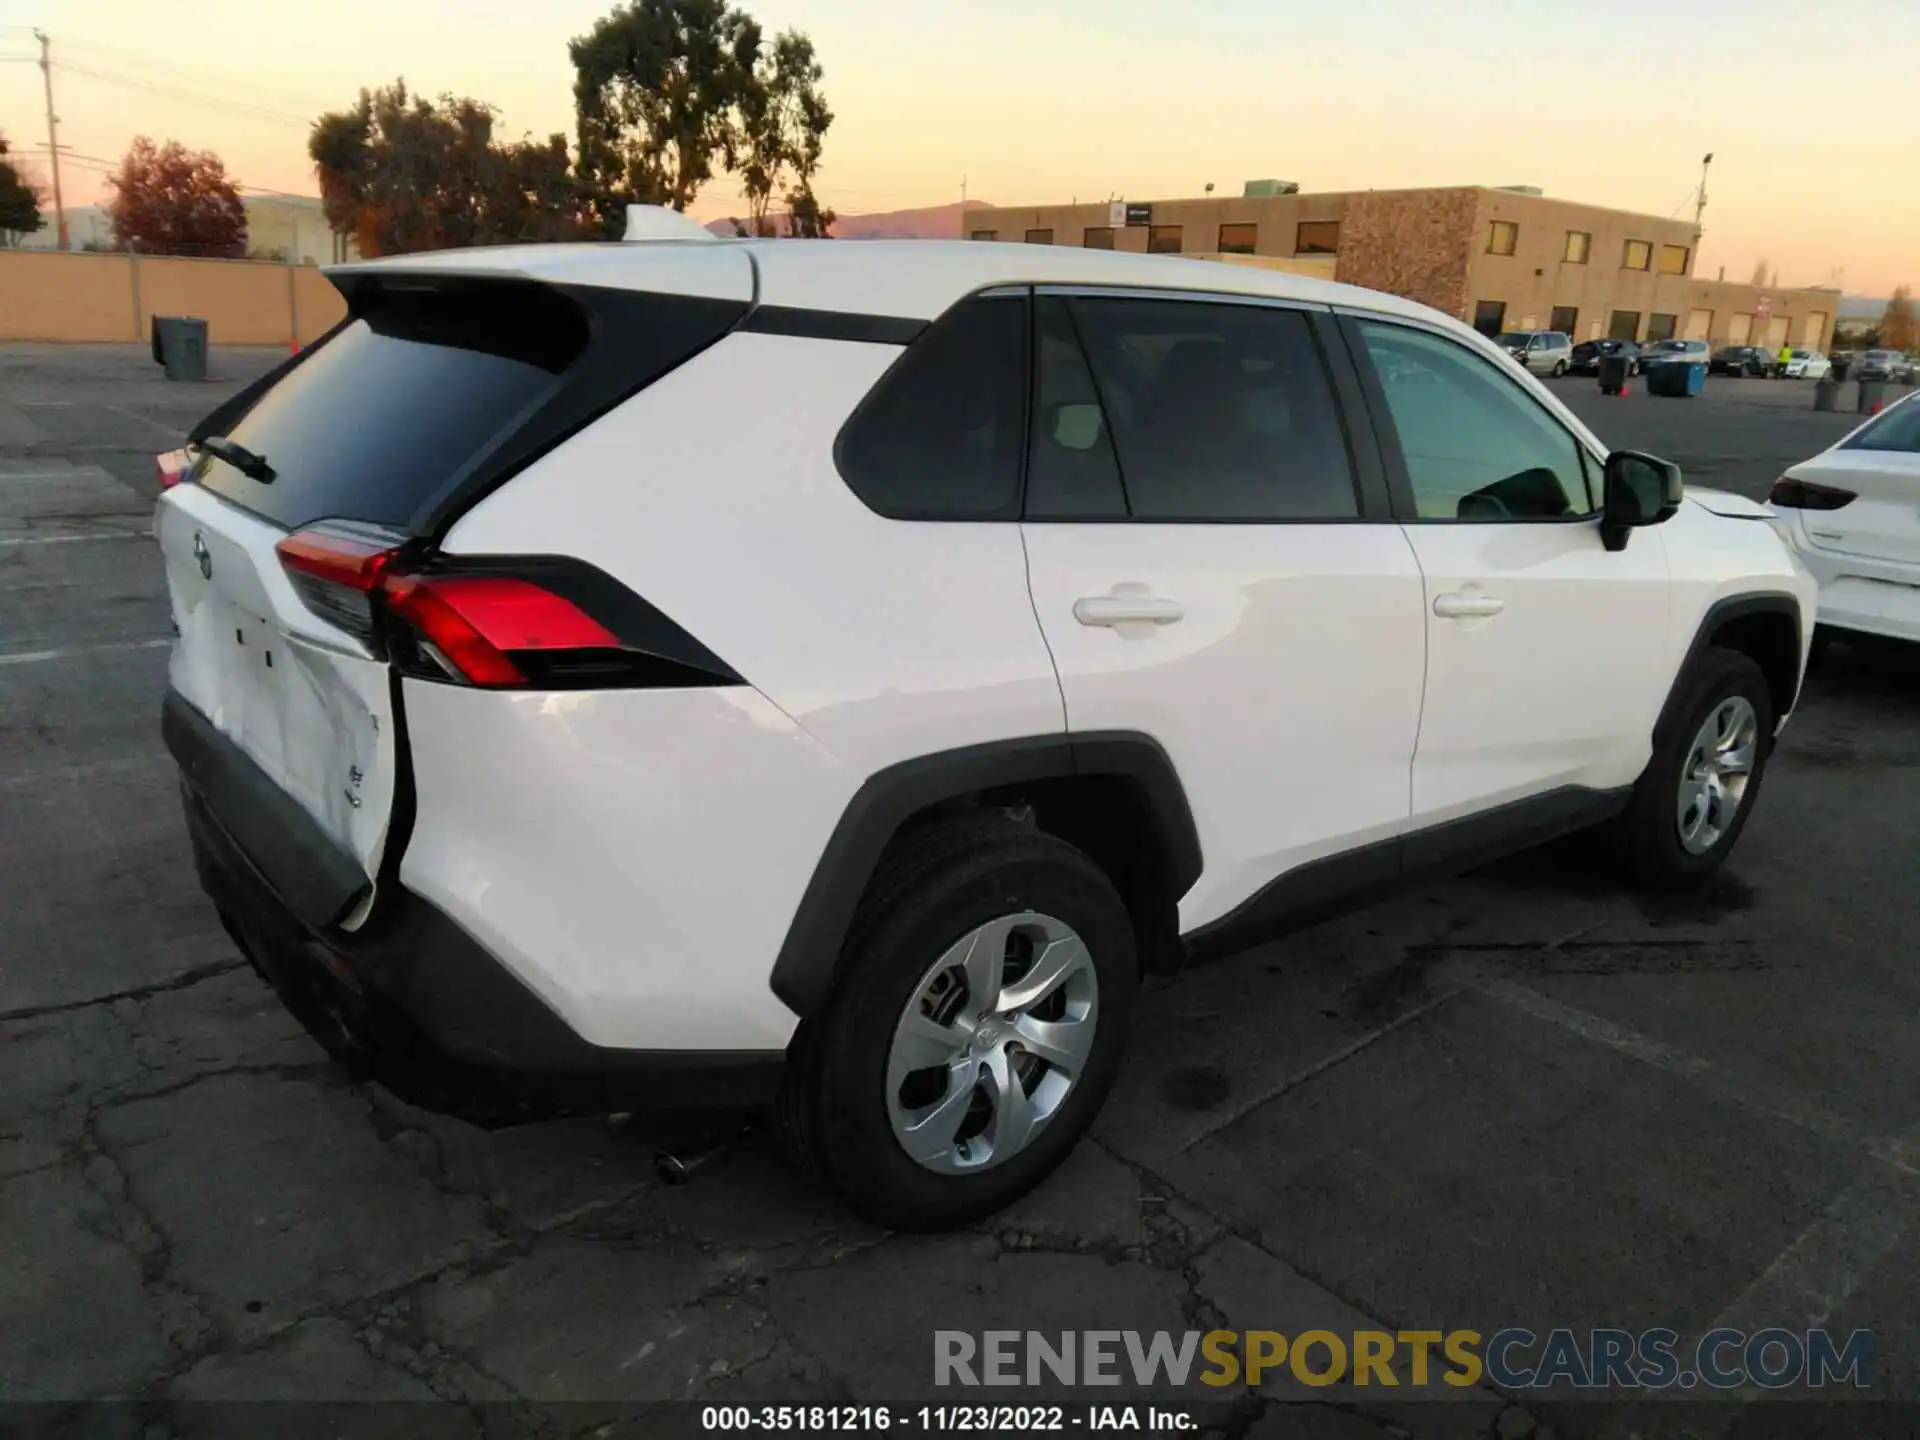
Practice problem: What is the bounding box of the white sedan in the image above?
[1769,391,1920,644]
[1782,349,1831,379]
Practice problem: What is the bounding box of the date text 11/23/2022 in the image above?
[701,1406,1195,1432]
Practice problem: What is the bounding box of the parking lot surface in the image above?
[4,345,1918,1438]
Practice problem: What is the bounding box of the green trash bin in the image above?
[1858,379,1888,414]
[151,316,209,382]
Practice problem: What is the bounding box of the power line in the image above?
[55,59,312,127]
[58,35,337,113]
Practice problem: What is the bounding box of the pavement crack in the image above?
[1,958,250,1024]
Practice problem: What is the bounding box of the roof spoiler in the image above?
[623,205,718,243]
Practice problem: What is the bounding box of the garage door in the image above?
[1765,315,1790,350]
[1803,313,1829,348]
[1729,313,1753,345]
[1686,309,1714,341]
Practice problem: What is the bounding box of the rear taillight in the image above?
[273,525,679,690]
[156,447,197,489]
[1768,477,1857,510]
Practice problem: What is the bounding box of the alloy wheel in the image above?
[1677,696,1759,855]
[885,911,1098,1174]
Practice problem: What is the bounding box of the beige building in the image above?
[966,184,1840,353]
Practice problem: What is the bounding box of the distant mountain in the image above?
[703,199,991,241]
[1839,294,1889,320]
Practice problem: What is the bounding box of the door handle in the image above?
[1073,595,1185,628]
[1432,592,1506,619]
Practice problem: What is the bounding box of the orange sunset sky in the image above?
[2,0,1913,297]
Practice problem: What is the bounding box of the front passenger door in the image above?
[1345,316,1673,829]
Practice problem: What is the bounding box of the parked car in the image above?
[1781,349,1831,380]
[1495,330,1574,376]
[1570,338,1639,376]
[155,220,1816,1229]
[1711,346,1776,378]
[1638,338,1710,374]
[1769,391,1920,648]
[1855,350,1911,383]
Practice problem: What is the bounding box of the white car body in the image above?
[1769,391,1920,644]
[1783,349,1831,380]
[153,223,1816,1222]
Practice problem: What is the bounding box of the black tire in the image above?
[1552,360,1568,378]
[776,814,1137,1231]
[1610,647,1774,888]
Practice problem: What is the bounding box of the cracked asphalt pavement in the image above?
[4,345,1920,1439]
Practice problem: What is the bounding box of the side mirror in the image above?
[1600,450,1684,551]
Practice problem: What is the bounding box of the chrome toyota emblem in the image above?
[192,532,212,580]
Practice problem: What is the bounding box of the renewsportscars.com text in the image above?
[934,1328,1872,1392]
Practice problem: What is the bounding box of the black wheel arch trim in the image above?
[768,731,1201,1019]
[1656,591,1806,739]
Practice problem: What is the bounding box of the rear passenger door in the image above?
[1019,290,1427,933]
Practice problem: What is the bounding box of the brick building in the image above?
[965,184,1840,353]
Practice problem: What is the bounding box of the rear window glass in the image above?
[197,282,590,530]
[1844,398,1920,453]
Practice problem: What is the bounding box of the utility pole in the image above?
[33,30,67,251]
[1693,152,1712,236]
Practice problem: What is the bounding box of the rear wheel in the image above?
[1551,360,1568,378]
[777,815,1136,1231]
[1611,648,1774,887]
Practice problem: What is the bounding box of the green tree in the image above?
[737,29,833,238]
[0,133,44,244]
[571,0,833,237]
[1879,286,1917,353]
[311,81,588,256]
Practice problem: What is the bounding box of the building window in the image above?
[1658,244,1690,276]
[1473,300,1508,336]
[1646,314,1678,343]
[1217,222,1258,255]
[1608,310,1641,341]
[1295,220,1340,255]
[1024,228,1054,245]
[970,230,997,242]
[1487,220,1518,256]
[1148,225,1183,254]
[1623,240,1652,271]
[1563,231,1591,264]
[1550,306,1579,336]
[1083,227,1115,250]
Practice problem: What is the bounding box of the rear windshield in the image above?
[197,282,590,530]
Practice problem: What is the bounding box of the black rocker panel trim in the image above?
[1183,784,1632,965]
[768,732,1201,1019]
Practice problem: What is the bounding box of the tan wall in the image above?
[1336,188,1481,318]
[0,250,347,345]
[963,191,1350,259]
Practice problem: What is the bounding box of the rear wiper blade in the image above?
[199,435,276,483]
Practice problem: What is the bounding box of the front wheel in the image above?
[777,815,1138,1231]
[1610,648,1774,888]
[1552,360,1568,377]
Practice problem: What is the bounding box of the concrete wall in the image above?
[963,191,1350,259]
[0,251,347,345]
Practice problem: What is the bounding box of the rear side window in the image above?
[1026,297,1128,519]
[1844,398,1920,452]
[1064,297,1359,520]
[835,293,1028,519]
[199,282,591,531]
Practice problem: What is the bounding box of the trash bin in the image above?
[151,316,209,382]
[1813,376,1840,412]
[1647,360,1706,398]
[1831,358,1851,382]
[1858,379,1888,414]
[1597,353,1631,395]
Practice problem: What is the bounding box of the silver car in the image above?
[1495,330,1574,376]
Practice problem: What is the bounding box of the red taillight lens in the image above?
[156,447,197,489]
[274,523,408,647]
[275,525,627,689]
[383,575,619,687]
[1768,477,1857,510]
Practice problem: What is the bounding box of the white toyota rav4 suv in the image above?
[157,219,1815,1230]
